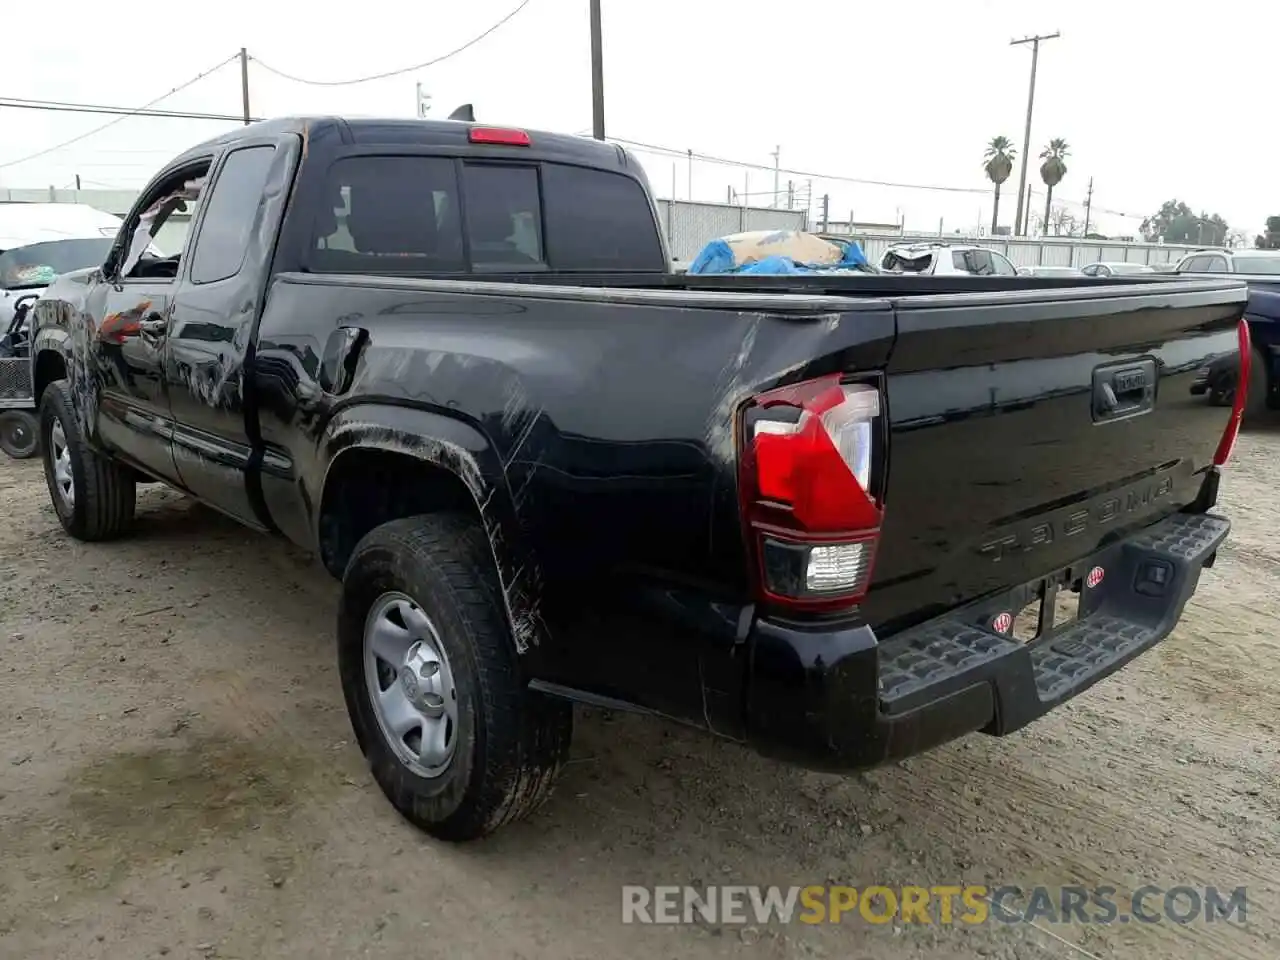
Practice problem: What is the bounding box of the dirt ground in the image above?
[1,433,1277,960]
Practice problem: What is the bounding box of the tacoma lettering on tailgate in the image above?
[978,475,1175,563]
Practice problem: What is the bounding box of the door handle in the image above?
[138,315,169,338]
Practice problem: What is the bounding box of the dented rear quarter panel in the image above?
[252,273,895,725]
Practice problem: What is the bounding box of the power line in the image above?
[0,97,260,124]
[617,135,1142,221]
[612,136,991,196]
[251,0,532,87]
[0,54,239,170]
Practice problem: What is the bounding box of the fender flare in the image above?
[29,326,71,398]
[317,403,546,654]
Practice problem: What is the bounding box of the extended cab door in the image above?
[93,160,211,483]
[164,137,297,528]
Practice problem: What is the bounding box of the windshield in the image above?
[1229,256,1280,275]
[0,238,115,290]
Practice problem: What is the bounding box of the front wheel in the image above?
[0,410,38,459]
[39,379,136,540]
[338,513,572,841]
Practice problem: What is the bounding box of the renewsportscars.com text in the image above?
[621,884,1248,926]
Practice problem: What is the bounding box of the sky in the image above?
[0,0,1272,240]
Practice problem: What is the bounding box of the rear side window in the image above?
[312,156,465,273]
[991,253,1017,276]
[461,164,545,267]
[308,156,663,274]
[955,250,996,275]
[542,165,665,270]
[189,146,275,284]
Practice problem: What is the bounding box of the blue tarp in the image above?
[687,230,869,275]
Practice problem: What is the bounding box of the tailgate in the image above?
[860,279,1246,634]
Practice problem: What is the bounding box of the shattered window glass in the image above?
[120,174,206,279]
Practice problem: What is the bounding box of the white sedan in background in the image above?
[1080,261,1154,278]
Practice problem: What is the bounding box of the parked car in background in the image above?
[1080,262,1155,278]
[0,203,125,330]
[1183,250,1280,417]
[1017,265,1082,277]
[879,242,1018,277]
[1176,249,1280,275]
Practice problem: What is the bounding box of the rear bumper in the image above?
[744,510,1229,772]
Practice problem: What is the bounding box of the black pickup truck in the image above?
[28,117,1249,841]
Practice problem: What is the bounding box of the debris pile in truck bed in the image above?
[687,229,870,275]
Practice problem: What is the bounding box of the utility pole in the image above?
[687,149,693,201]
[821,194,830,232]
[1010,31,1059,236]
[1081,176,1093,237]
[771,145,780,208]
[589,0,605,140]
[239,47,251,126]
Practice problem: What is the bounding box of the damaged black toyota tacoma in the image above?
[27,117,1250,840]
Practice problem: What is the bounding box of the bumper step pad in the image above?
[876,512,1229,735]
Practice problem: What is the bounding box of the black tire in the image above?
[39,379,136,540]
[0,410,38,459]
[1244,345,1268,421]
[338,513,572,841]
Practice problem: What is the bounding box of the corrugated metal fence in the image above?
[656,200,807,261]
[847,233,1201,269]
[653,199,1201,268]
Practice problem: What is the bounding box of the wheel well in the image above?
[33,350,67,404]
[318,449,480,578]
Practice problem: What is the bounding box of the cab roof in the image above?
[173,116,642,175]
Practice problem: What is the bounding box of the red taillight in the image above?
[468,126,532,146]
[1213,318,1251,466]
[738,374,884,611]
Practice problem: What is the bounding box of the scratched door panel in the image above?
[165,142,290,529]
[95,284,182,483]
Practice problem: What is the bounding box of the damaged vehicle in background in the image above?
[879,241,1018,277]
[27,116,1249,843]
[0,203,124,328]
[0,203,126,458]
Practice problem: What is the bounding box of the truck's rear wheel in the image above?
[338,513,571,841]
[0,410,38,459]
[39,379,136,540]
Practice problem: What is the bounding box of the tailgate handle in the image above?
[1093,359,1157,422]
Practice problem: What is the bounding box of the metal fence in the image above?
[652,199,1200,269]
[835,232,1202,269]
[656,200,807,261]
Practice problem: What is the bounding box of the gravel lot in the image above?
[1,430,1277,960]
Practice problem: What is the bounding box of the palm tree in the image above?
[983,137,1016,234]
[1039,139,1070,236]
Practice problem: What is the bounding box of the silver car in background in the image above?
[1080,261,1154,278]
